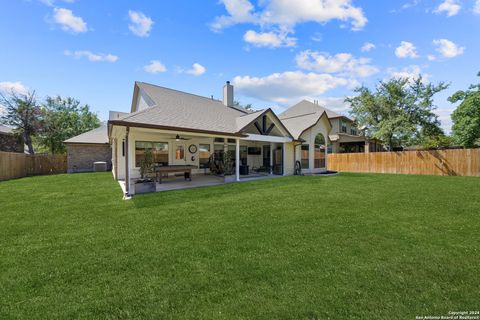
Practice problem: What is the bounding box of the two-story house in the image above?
[279,100,383,154]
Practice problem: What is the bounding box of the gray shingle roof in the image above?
[64,125,108,144]
[280,112,327,140]
[235,109,265,131]
[116,82,248,135]
[279,100,346,120]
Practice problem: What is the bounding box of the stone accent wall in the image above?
[66,144,111,173]
[0,133,24,153]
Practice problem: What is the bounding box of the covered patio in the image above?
[111,117,293,196]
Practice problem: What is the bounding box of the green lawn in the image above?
[1,173,479,319]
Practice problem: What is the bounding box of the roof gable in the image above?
[279,99,349,120]
[237,108,293,138]
[280,111,332,140]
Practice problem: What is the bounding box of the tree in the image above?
[40,96,100,154]
[0,90,43,154]
[346,77,448,150]
[234,100,253,111]
[449,72,480,148]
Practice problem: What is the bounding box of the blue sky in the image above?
[1,0,479,132]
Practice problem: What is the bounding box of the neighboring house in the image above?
[280,100,382,154]
[64,125,111,173]
[0,125,24,153]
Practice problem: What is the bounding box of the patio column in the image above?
[235,138,240,182]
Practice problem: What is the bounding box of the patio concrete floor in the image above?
[118,173,284,195]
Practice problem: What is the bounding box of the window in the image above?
[214,137,225,143]
[314,134,326,168]
[240,146,247,165]
[122,140,125,157]
[341,120,347,133]
[135,141,168,167]
[199,144,211,168]
[301,144,309,169]
[227,138,236,144]
[350,127,357,135]
[175,145,184,160]
[214,144,224,161]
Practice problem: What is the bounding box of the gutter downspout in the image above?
[293,140,303,175]
[125,126,130,197]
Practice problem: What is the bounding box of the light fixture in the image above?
[175,134,180,142]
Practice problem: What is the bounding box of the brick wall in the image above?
[66,144,111,173]
[0,133,24,153]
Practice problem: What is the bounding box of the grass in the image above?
[0,172,479,319]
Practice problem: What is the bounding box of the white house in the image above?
[107,81,332,195]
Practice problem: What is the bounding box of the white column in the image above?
[282,143,286,176]
[235,138,240,181]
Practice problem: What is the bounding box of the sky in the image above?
[1,0,479,133]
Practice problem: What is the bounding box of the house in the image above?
[65,80,379,195]
[0,125,24,153]
[106,81,336,195]
[279,100,383,154]
[64,125,111,173]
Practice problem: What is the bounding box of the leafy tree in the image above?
[449,72,480,148]
[0,90,43,154]
[346,77,448,150]
[40,96,100,154]
[234,100,253,111]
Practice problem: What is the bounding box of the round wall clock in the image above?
[188,144,197,154]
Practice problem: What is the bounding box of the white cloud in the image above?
[211,0,257,30]
[233,71,355,104]
[387,65,429,83]
[143,60,167,74]
[52,8,87,33]
[434,0,461,16]
[475,0,480,14]
[212,0,367,49]
[39,0,76,6]
[402,0,421,10]
[0,81,29,95]
[184,63,207,76]
[361,42,375,52]
[243,30,296,47]
[295,50,379,78]
[433,38,464,58]
[64,50,118,62]
[128,10,153,37]
[212,0,368,30]
[311,32,322,42]
[427,54,437,61]
[395,41,419,58]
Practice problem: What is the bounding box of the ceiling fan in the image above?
[175,134,191,141]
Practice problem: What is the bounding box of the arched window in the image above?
[314,133,326,168]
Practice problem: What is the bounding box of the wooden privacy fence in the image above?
[327,149,480,177]
[0,151,67,181]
